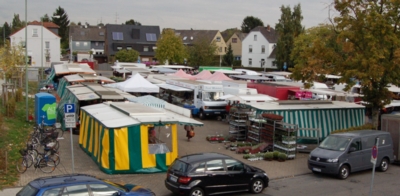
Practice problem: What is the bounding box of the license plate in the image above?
[169,175,178,182]
[215,112,220,114]
[312,168,321,172]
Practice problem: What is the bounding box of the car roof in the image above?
[333,130,389,138]
[29,174,103,189]
[178,153,232,164]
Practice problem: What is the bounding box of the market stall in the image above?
[242,100,365,139]
[79,101,203,174]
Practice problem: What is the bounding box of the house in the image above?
[69,24,107,63]
[105,24,160,64]
[9,21,61,67]
[226,32,247,61]
[241,25,278,68]
[173,29,227,56]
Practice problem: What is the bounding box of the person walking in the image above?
[184,125,194,141]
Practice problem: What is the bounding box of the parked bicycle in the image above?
[16,147,56,173]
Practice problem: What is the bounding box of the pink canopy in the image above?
[194,70,212,80]
[206,72,233,81]
[172,69,196,80]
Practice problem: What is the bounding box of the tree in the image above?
[290,0,400,128]
[52,6,70,49]
[155,29,186,64]
[0,40,25,82]
[115,49,139,62]
[222,43,234,66]
[275,4,304,70]
[11,14,24,33]
[241,16,264,33]
[125,19,141,26]
[0,22,11,47]
[186,36,218,66]
[41,14,50,22]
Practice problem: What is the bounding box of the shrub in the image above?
[331,123,376,134]
[15,88,23,102]
[5,98,16,117]
[278,153,287,161]
[264,152,273,160]
[243,154,250,159]
[273,151,280,159]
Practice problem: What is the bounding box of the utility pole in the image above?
[25,0,29,121]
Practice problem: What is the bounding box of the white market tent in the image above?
[106,73,159,93]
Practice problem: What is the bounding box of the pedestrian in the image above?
[184,125,195,141]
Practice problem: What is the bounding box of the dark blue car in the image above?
[17,174,155,196]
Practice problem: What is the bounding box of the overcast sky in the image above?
[0,0,335,30]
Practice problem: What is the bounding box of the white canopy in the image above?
[106,73,159,93]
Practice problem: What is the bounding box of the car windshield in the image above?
[17,184,38,196]
[102,179,128,192]
[203,92,224,101]
[319,135,351,151]
[170,160,189,173]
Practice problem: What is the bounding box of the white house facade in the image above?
[10,24,61,67]
[241,26,278,69]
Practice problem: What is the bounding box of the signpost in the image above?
[369,138,379,196]
[64,103,76,173]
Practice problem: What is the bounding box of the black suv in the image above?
[165,152,269,196]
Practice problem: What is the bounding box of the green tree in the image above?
[52,6,70,49]
[115,49,140,62]
[241,16,264,33]
[275,4,304,70]
[125,19,141,26]
[291,0,400,128]
[222,43,234,66]
[186,36,218,66]
[155,29,186,64]
[1,22,11,47]
[11,14,24,33]
[41,14,50,22]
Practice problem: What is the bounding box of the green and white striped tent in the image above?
[243,100,365,139]
[128,95,166,108]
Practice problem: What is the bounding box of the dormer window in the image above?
[183,36,187,40]
[112,32,124,40]
[146,33,157,41]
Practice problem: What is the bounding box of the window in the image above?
[249,58,252,66]
[216,37,221,42]
[45,41,50,49]
[225,159,244,172]
[32,29,38,37]
[62,184,89,196]
[193,162,206,173]
[183,36,187,40]
[80,31,85,36]
[117,46,122,50]
[206,159,224,172]
[99,32,104,36]
[144,46,149,52]
[89,184,119,196]
[249,45,252,53]
[261,45,265,53]
[127,46,132,50]
[225,47,227,52]
[75,42,80,46]
[95,42,99,46]
[254,35,257,41]
[218,47,222,52]
[42,188,62,196]
[261,59,265,67]
[112,32,123,40]
[84,42,88,46]
[232,38,237,43]
[350,138,361,151]
[146,33,157,41]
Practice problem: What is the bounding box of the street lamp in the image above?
[25,0,28,121]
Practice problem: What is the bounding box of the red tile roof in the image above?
[28,20,60,28]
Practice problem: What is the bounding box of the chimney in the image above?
[267,25,271,32]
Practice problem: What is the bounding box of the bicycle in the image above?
[16,149,35,173]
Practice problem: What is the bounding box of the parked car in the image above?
[17,174,155,196]
[308,130,394,179]
[165,152,269,196]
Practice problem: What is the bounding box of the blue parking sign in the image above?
[64,104,75,113]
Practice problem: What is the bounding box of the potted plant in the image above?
[273,151,280,160]
[278,153,287,162]
[264,152,274,161]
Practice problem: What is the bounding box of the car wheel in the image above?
[338,165,349,179]
[189,187,204,196]
[250,178,264,194]
[378,158,389,172]
[199,111,205,120]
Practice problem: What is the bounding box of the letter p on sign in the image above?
[64,104,75,113]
